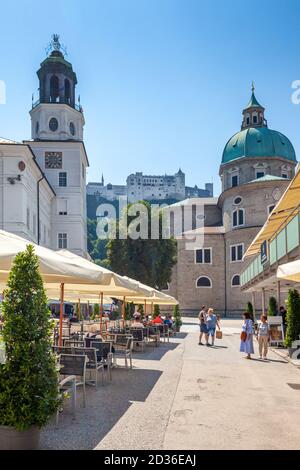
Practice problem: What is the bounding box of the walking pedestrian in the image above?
[240,312,254,359]
[206,308,220,347]
[198,305,208,345]
[257,315,270,360]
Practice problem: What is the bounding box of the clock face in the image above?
[45,152,63,169]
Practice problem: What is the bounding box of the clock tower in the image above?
[25,35,88,257]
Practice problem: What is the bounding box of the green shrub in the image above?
[285,289,300,347]
[92,303,100,320]
[268,296,277,316]
[0,245,61,431]
[173,304,182,330]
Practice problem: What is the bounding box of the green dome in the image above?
[222,127,296,165]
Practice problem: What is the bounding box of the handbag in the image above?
[241,331,247,342]
[216,330,222,339]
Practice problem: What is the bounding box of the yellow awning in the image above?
[244,167,300,258]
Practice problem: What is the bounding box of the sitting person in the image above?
[164,314,174,327]
[132,313,144,328]
[152,313,164,324]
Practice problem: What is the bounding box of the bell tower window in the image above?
[65,79,71,104]
[50,75,59,103]
[49,117,58,132]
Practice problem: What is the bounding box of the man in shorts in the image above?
[198,305,208,345]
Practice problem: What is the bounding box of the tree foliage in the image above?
[106,201,177,289]
[285,289,300,347]
[268,296,278,317]
[0,245,61,431]
[173,304,182,329]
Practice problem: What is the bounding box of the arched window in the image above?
[65,79,71,103]
[196,276,212,288]
[50,76,59,103]
[231,274,240,287]
[232,208,245,227]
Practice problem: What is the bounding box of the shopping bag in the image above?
[216,330,223,340]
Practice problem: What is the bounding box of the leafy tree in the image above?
[268,296,278,316]
[0,245,61,431]
[107,201,177,289]
[173,304,182,330]
[285,289,300,347]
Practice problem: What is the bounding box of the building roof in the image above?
[166,197,218,209]
[179,226,225,238]
[221,127,296,165]
[247,174,288,184]
[0,137,18,144]
[244,90,264,110]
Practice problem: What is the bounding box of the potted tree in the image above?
[268,296,278,316]
[0,246,61,449]
[285,289,300,357]
[173,304,182,332]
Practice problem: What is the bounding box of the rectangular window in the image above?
[58,199,68,215]
[256,171,265,179]
[58,233,68,249]
[282,173,288,179]
[195,248,212,264]
[231,244,244,262]
[231,175,238,187]
[59,172,67,187]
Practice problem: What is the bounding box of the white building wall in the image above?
[28,141,88,257]
[0,144,53,244]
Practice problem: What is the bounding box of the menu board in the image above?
[268,316,284,345]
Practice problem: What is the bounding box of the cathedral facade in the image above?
[0,36,88,257]
[165,88,297,316]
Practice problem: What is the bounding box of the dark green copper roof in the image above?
[222,127,296,164]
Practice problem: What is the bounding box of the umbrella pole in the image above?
[122,296,126,328]
[144,299,147,319]
[59,283,65,347]
[78,298,83,337]
[100,292,103,335]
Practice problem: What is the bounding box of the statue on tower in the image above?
[46,34,67,57]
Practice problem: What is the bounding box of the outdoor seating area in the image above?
[50,317,179,419]
[0,229,180,449]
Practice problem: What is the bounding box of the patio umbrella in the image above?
[0,231,149,344]
[277,260,300,283]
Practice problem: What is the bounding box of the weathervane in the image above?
[46,34,68,57]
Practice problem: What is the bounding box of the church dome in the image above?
[222,127,296,164]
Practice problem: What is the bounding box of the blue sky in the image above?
[1,0,300,195]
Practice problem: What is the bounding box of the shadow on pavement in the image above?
[133,341,179,361]
[40,367,162,450]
